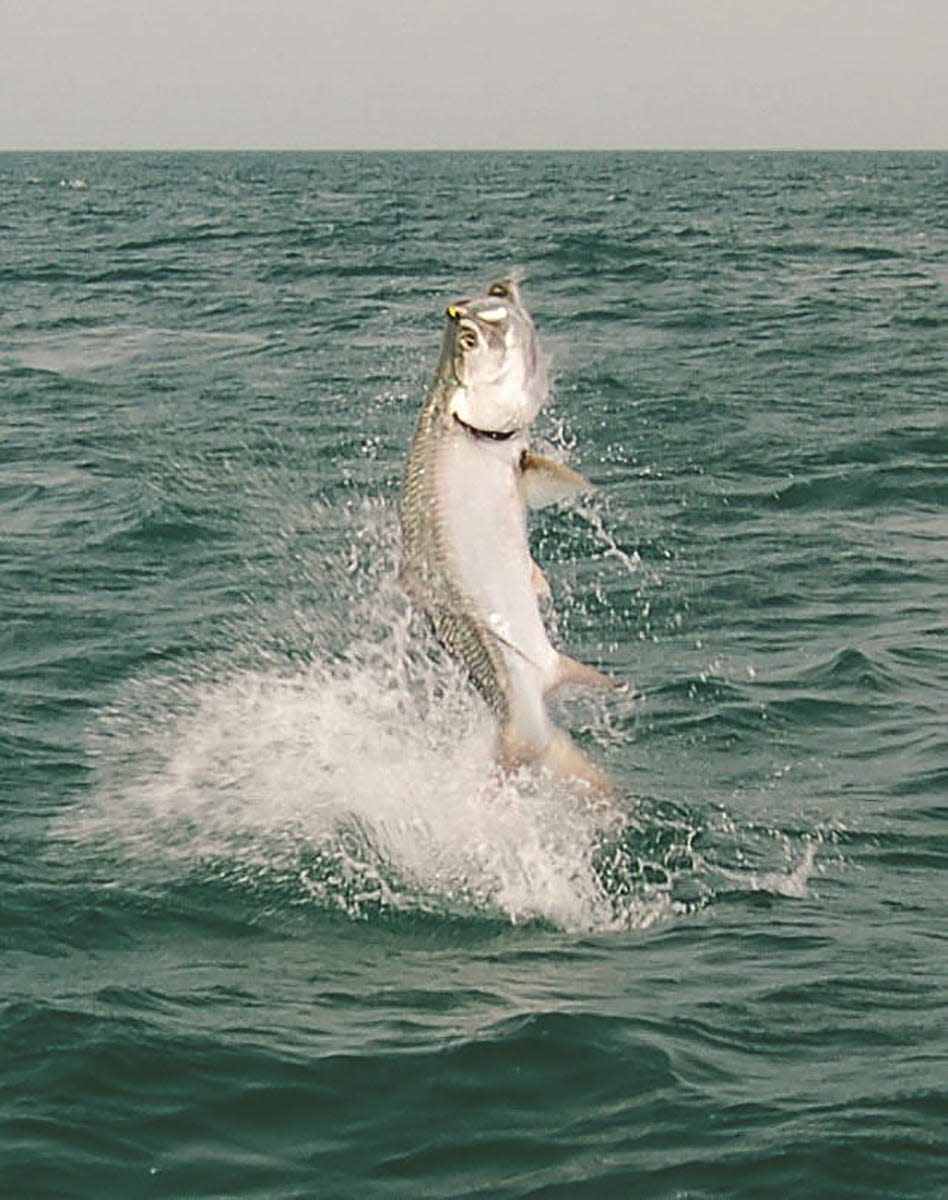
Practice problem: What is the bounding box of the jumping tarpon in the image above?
[400,278,614,791]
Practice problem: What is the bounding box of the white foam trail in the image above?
[14,325,265,378]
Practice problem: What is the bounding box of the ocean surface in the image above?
[1,151,946,1198]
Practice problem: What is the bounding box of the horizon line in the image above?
[2,145,946,155]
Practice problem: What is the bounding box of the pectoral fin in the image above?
[551,653,619,693]
[520,452,593,509]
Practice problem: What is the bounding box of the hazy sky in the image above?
[3,0,946,150]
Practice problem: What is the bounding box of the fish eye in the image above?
[488,282,511,299]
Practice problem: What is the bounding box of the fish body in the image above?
[400,279,613,790]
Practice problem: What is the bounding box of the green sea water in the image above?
[2,151,946,1198]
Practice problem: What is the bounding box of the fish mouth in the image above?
[445,306,485,356]
[446,301,508,342]
[452,412,517,442]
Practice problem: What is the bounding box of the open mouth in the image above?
[455,320,480,352]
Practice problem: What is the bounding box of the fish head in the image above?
[442,278,548,435]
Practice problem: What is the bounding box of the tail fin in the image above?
[542,730,614,795]
[497,725,613,796]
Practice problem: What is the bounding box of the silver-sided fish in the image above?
[400,278,616,792]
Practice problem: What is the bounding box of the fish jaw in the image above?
[450,372,539,436]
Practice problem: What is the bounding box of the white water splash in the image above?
[702,837,818,900]
[67,501,816,934]
[77,634,653,933]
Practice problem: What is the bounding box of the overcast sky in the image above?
[3,0,946,150]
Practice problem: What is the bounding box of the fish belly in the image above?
[437,430,559,752]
